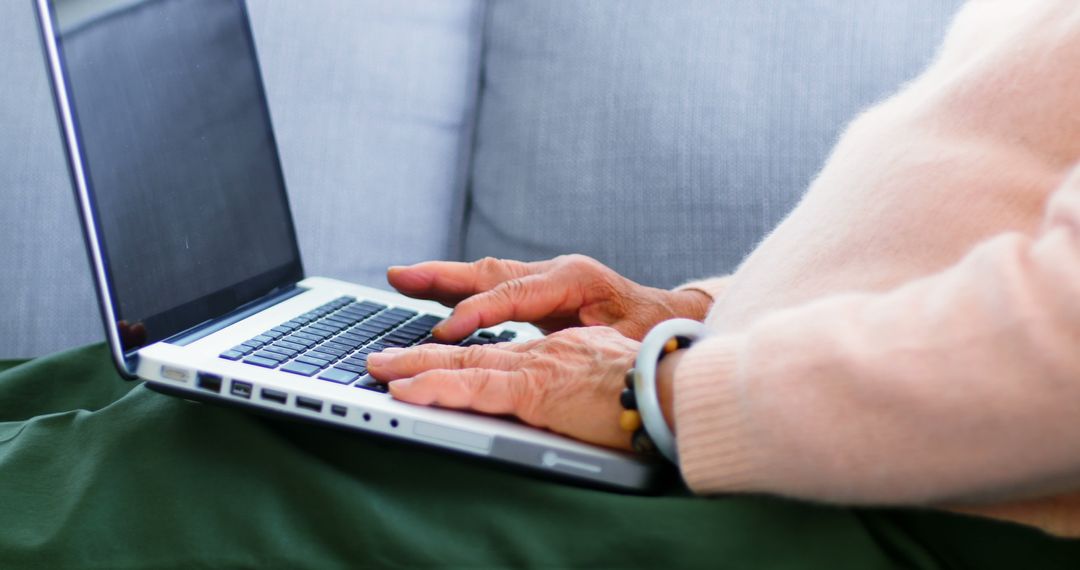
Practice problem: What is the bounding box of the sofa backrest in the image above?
[464,0,964,288]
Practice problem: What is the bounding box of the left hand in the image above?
[366,326,639,450]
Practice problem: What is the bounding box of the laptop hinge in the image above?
[163,285,307,347]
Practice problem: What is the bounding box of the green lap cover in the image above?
[2,345,1079,568]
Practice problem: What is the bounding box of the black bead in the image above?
[624,369,636,389]
[619,388,637,410]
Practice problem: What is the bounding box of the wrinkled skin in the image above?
[368,326,639,449]
[387,254,710,341]
[371,255,710,448]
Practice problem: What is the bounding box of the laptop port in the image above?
[330,405,347,417]
[296,397,322,413]
[196,372,222,393]
[260,388,287,405]
[230,381,252,399]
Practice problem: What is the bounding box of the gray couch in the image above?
[0,0,963,359]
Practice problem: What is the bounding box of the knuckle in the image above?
[560,254,598,273]
[473,256,504,275]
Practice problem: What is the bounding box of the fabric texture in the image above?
[672,1,1080,536]
[0,0,483,359]
[464,0,964,289]
[4,344,1080,568]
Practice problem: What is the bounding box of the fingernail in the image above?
[389,378,414,391]
[381,347,405,354]
[432,322,448,336]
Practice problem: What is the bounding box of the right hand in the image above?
[386,254,712,341]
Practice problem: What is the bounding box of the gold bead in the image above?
[664,337,679,354]
[619,410,642,432]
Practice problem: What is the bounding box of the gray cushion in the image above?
[464,0,965,289]
[0,0,482,358]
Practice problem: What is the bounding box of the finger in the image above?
[367,344,525,381]
[387,258,548,305]
[388,368,524,415]
[433,274,580,341]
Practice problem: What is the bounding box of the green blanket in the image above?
[2,344,1080,568]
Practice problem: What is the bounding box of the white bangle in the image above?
[633,318,710,463]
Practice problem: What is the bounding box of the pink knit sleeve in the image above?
[674,167,1080,507]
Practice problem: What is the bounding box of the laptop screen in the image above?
[46,0,303,355]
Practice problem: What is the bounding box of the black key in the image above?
[281,361,321,377]
[335,362,366,374]
[323,316,355,327]
[292,331,323,343]
[337,332,369,344]
[272,325,295,335]
[281,336,316,349]
[354,375,388,393]
[253,350,288,362]
[296,354,332,367]
[318,368,359,384]
[243,355,280,368]
[252,334,275,345]
[308,323,340,334]
[286,318,308,328]
[275,340,306,352]
[219,350,244,361]
[299,328,332,341]
[359,301,387,311]
[496,330,517,341]
[262,329,284,340]
[386,307,418,318]
[232,344,257,355]
[262,345,298,359]
[241,340,265,350]
[413,314,443,324]
[356,323,390,334]
[332,336,364,350]
[322,340,353,352]
[343,355,368,366]
[462,338,489,346]
[478,331,496,339]
[309,349,342,362]
[313,345,347,358]
[399,323,433,334]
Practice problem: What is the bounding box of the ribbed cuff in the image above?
[675,276,732,305]
[673,334,763,494]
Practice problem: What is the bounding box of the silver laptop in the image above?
[35,0,661,491]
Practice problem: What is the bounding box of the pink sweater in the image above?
[674,1,1080,535]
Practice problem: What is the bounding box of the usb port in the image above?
[196,372,222,393]
[296,397,322,413]
[230,381,252,399]
[260,388,287,404]
[330,404,347,417]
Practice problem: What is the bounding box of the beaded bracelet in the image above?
[619,319,710,462]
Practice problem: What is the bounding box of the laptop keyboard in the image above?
[218,296,515,392]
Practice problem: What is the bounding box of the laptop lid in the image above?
[36,0,304,376]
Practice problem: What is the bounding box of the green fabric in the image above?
[2,344,1080,568]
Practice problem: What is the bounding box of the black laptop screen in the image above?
[48,0,303,353]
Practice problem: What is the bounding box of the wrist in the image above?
[670,288,713,322]
[656,349,684,433]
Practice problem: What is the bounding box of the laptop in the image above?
[35,0,661,491]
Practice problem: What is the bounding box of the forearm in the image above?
[670,170,1080,506]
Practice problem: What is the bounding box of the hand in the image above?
[387,255,712,341]
[367,326,640,450]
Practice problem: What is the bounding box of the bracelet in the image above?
[619,318,710,462]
